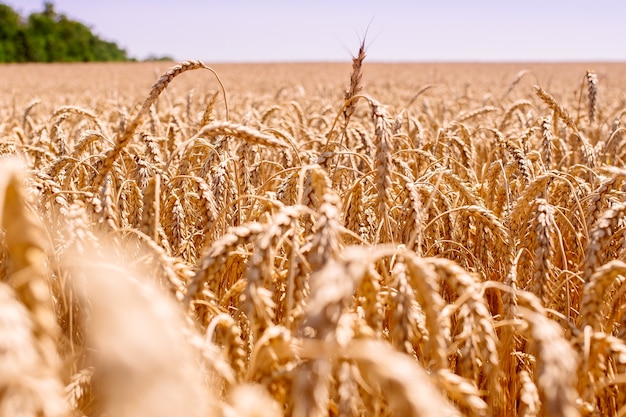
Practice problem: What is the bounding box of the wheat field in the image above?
[2,56,626,417]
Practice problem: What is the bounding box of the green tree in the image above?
[58,17,93,61]
[0,2,131,62]
[0,4,21,62]
[27,12,50,61]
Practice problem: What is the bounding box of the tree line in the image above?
[0,2,131,62]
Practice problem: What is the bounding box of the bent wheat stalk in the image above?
[94,61,229,190]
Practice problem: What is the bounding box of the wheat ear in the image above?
[343,38,366,127]
[586,70,598,125]
[94,61,229,190]
[0,159,66,417]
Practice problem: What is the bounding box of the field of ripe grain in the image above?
[2,58,626,417]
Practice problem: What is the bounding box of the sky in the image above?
[6,0,626,62]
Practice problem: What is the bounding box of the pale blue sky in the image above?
[6,0,626,62]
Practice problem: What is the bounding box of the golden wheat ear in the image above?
[94,61,229,191]
[585,70,598,125]
[0,158,66,417]
[64,245,218,417]
[343,38,366,128]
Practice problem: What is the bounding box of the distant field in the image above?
[2,61,626,104]
[1,60,626,417]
